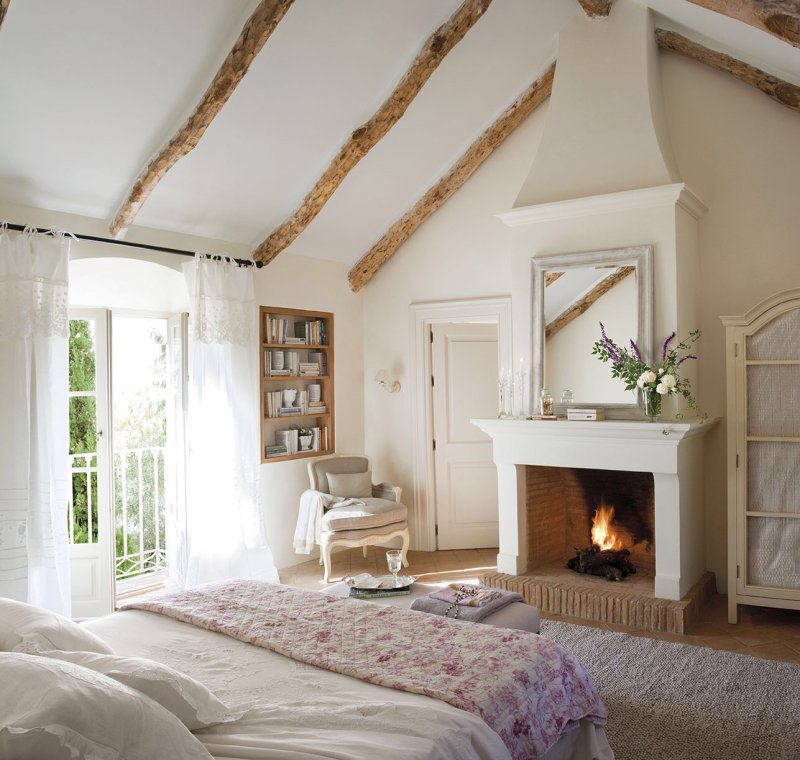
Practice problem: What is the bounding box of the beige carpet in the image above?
[540,620,800,760]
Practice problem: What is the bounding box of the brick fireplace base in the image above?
[480,565,716,634]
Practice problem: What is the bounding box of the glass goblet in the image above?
[386,550,403,587]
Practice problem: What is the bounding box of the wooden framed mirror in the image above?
[531,244,653,418]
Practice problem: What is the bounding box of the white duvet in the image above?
[84,609,612,760]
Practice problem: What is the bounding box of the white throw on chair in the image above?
[306,454,410,582]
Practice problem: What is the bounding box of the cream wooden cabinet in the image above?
[723,289,800,623]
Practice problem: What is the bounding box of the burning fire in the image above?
[591,504,623,551]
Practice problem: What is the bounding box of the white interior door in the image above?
[432,323,498,550]
[68,309,114,617]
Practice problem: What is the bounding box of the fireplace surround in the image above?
[472,417,717,632]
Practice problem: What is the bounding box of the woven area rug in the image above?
[540,620,800,760]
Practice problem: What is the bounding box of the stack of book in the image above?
[566,407,606,421]
[265,443,287,458]
[349,586,411,599]
[308,400,327,415]
[299,362,320,376]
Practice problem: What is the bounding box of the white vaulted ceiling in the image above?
[0,0,798,269]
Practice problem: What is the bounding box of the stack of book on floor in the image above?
[566,407,605,421]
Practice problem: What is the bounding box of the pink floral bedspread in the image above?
[123,580,606,759]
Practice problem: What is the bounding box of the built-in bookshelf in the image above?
[260,306,334,463]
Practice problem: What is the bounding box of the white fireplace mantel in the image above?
[472,417,718,600]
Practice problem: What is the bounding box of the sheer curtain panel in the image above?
[181,256,278,586]
[0,228,71,613]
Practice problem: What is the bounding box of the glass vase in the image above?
[639,388,662,421]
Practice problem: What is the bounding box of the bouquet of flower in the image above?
[591,323,700,415]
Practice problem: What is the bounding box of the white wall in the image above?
[360,107,549,537]
[253,253,364,570]
[661,53,800,591]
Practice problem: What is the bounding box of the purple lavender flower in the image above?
[677,354,697,366]
[661,331,676,361]
[600,322,621,364]
[629,339,641,361]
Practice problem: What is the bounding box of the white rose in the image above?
[658,367,665,375]
[636,377,645,388]
[641,370,657,385]
[656,383,669,395]
[661,374,677,388]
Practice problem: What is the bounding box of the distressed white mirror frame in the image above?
[531,244,654,419]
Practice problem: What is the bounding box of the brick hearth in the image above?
[481,566,716,634]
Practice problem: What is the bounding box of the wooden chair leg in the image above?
[400,528,410,568]
[322,543,333,583]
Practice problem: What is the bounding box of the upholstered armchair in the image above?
[307,454,410,582]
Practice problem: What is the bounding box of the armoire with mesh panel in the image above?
[723,289,800,624]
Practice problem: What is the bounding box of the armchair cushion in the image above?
[327,471,373,499]
[321,498,407,532]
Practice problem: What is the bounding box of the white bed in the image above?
[1,587,614,760]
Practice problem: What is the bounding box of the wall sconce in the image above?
[374,369,401,393]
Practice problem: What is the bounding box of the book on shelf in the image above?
[275,429,299,455]
[309,351,327,375]
[294,319,327,346]
[265,444,287,458]
[278,407,302,416]
[284,336,305,345]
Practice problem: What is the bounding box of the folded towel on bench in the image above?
[410,583,524,622]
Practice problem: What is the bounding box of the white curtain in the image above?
[0,228,71,614]
[181,255,278,586]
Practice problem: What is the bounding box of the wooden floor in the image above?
[281,546,800,665]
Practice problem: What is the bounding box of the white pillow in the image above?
[0,652,213,760]
[0,596,113,654]
[327,470,373,498]
[36,649,241,730]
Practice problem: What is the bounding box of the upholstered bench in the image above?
[325,581,540,634]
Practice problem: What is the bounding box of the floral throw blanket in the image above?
[123,580,606,759]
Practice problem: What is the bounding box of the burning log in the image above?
[567,545,637,581]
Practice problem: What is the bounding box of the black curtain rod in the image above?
[4,223,262,268]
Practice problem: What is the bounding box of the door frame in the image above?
[409,297,512,551]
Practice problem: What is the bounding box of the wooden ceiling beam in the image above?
[0,1,10,30]
[109,0,294,238]
[686,0,800,48]
[657,29,800,113]
[576,0,614,18]
[545,267,634,340]
[347,63,556,293]
[253,0,493,265]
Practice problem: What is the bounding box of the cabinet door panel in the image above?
[746,309,800,360]
[746,365,800,437]
[747,441,800,512]
[746,516,800,589]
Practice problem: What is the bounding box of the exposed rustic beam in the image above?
[347,63,556,292]
[545,267,634,340]
[576,0,613,18]
[686,0,800,48]
[544,271,565,287]
[0,0,10,30]
[253,0,493,265]
[109,0,294,238]
[656,29,800,113]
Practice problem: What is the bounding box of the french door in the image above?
[68,309,114,617]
